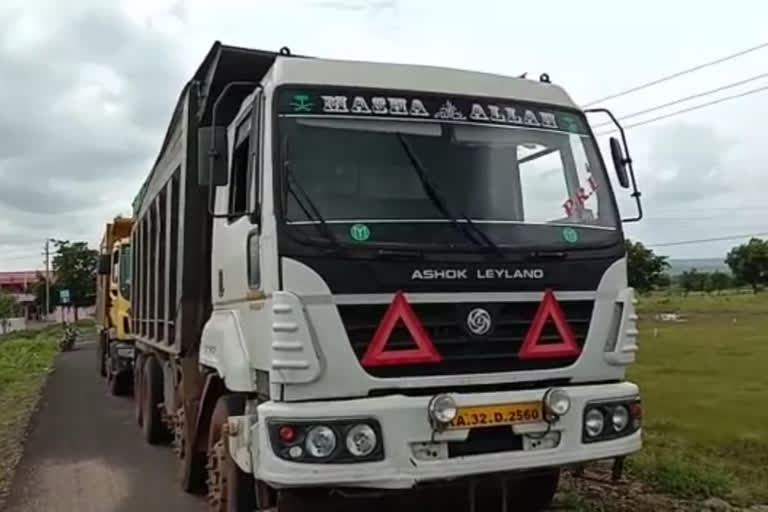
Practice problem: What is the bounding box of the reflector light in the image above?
[360,291,442,367]
[518,289,582,360]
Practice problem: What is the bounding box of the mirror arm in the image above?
[584,107,643,223]
[208,81,261,218]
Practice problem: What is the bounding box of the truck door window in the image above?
[111,249,119,284]
[228,134,249,219]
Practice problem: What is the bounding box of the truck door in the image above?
[211,90,264,307]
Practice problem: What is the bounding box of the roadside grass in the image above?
[0,328,59,505]
[628,292,768,505]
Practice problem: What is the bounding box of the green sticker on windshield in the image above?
[350,223,371,242]
[562,227,579,243]
[559,114,582,133]
[290,94,314,112]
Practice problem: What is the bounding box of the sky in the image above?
[1,0,768,270]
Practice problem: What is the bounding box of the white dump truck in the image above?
[128,41,643,511]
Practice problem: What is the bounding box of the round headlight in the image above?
[305,426,337,458]
[543,388,571,417]
[428,394,457,425]
[584,409,605,438]
[346,424,377,457]
[612,405,630,432]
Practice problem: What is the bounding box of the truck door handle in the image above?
[218,269,224,297]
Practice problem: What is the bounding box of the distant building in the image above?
[0,270,50,320]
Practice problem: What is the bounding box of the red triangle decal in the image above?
[360,291,442,367]
[518,289,582,360]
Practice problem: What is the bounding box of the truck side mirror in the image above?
[198,126,228,187]
[98,254,111,275]
[609,137,630,189]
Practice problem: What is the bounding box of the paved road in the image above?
[4,335,206,512]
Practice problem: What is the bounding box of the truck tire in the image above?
[478,470,560,512]
[206,395,257,512]
[518,469,560,511]
[108,368,131,396]
[141,356,169,445]
[134,353,145,427]
[178,403,206,494]
[97,333,107,377]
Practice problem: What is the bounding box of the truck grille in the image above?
[338,300,594,378]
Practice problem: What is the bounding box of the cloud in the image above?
[645,122,732,203]
[2,0,767,269]
[0,1,186,267]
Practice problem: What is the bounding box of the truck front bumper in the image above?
[228,382,641,490]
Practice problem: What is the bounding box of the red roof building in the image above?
[0,270,51,319]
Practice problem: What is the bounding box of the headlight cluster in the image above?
[582,398,641,443]
[269,419,384,463]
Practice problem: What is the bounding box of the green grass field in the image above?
[0,327,59,506]
[628,292,768,505]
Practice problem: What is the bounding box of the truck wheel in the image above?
[97,334,107,377]
[513,470,561,512]
[476,470,560,512]
[206,395,256,512]
[177,404,206,494]
[141,356,169,445]
[108,369,131,397]
[134,353,145,427]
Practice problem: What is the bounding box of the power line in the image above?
[584,40,768,106]
[595,83,768,136]
[647,232,768,248]
[592,71,768,129]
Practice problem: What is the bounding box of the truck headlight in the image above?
[543,388,571,417]
[611,405,630,432]
[428,394,457,425]
[346,424,377,457]
[582,397,641,443]
[584,408,605,438]
[269,419,384,463]
[305,426,337,458]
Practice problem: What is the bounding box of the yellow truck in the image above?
[96,216,135,395]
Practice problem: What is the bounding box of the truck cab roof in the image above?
[267,56,578,109]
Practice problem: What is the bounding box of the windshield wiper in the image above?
[396,134,504,257]
[284,162,342,249]
[525,250,568,261]
[375,248,425,261]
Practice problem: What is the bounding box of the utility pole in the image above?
[44,239,51,321]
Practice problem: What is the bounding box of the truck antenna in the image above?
[517,72,528,79]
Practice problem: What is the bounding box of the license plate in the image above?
[447,401,543,430]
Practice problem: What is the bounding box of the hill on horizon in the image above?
[666,257,729,275]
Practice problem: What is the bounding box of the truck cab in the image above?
[96,217,135,395]
[196,46,643,509]
[108,237,132,339]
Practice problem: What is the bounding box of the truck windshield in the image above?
[277,89,621,251]
[119,244,132,300]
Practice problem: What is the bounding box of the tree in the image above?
[625,239,670,293]
[680,268,701,295]
[52,240,99,320]
[709,270,732,294]
[0,290,17,334]
[726,238,768,293]
[33,273,59,317]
